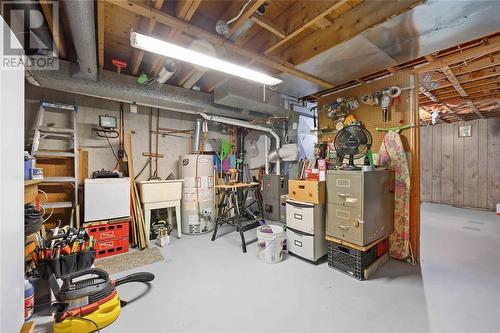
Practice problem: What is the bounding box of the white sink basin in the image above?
[139,179,183,204]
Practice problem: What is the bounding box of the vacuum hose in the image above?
[114,272,155,287]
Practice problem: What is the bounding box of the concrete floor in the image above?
[36,203,500,332]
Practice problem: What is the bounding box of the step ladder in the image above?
[31,101,78,226]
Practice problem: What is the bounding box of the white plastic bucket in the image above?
[257,225,286,264]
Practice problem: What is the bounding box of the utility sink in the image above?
[138,179,183,204]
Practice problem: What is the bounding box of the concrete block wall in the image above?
[25,85,228,181]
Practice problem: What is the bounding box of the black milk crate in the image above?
[327,242,377,280]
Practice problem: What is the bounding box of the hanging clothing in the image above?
[377,131,410,259]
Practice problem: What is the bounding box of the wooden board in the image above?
[24,180,42,204]
[420,118,499,210]
[453,123,465,207]
[318,71,412,151]
[477,120,488,208]
[78,149,88,185]
[419,125,432,202]
[463,120,479,208]
[487,118,500,209]
[440,123,454,204]
[325,234,388,252]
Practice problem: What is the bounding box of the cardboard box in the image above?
[288,179,325,204]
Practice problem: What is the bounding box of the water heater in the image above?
[179,154,215,234]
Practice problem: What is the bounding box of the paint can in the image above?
[257,225,286,264]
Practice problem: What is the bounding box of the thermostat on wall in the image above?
[99,115,117,129]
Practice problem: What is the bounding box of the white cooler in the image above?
[286,199,327,263]
[84,178,130,222]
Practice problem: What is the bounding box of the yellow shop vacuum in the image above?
[49,268,155,333]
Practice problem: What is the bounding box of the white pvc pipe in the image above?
[264,137,268,174]
[197,112,281,175]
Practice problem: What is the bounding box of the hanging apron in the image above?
[377,131,410,259]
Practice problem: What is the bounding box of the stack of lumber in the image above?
[125,131,148,249]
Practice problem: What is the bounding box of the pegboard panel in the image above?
[318,71,415,152]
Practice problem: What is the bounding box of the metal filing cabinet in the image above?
[262,174,288,221]
[326,169,394,246]
[286,199,327,263]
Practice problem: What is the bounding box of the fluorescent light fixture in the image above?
[130,31,282,86]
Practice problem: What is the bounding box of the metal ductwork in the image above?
[214,78,287,116]
[29,60,262,120]
[62,0,97,80]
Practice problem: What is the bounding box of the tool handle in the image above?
[114,272,155,286]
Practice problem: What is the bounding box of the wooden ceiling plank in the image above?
[109,0,335,88]
[440,65,486,119]
[227,0,267,38]
[250,14,286,39]
[39,0,66,59]
[264,0,351,55]
[129,0,165,75]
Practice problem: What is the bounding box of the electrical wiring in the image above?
[64,311,100,333]
[38,189,54,223]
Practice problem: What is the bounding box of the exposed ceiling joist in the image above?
[419,85,465,121]
[264,0,351,55]
[108,0,335,89]
[417,39,500,72]
[279,0,423,66]
[39,0,66,59]
[440,65,486,119]
[227,0,267,38]
[249,14,286,39]
[150,0,202,76]
[205,0,417,93]
[466,100,487,119]
[129,0,165,75]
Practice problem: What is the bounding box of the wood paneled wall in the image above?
[420,118,500,210]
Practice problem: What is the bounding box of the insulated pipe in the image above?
[157,59,177,83]
[30,60,255,120]
[62,0,97,80]
[197,112,281,175]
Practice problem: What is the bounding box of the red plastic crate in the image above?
[86,220,129,242]
[94,237,129,259]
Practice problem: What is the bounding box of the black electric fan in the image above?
[334,125,372,170]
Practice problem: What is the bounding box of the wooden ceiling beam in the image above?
[39,0,66,59]
[418,85,465,121]
[417,39,500,72]
[109,0,335,89]
[227,0,267,38]
[425,79,500,100]
[419,89,500,106]
[97,0,105,67]
[129,0,165,75]
[278,0,423,66]
[264,0,351,55]
[149,0,202,76]
[180,0,267,88]
[440,65,486,119]
[249,14,286,39]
